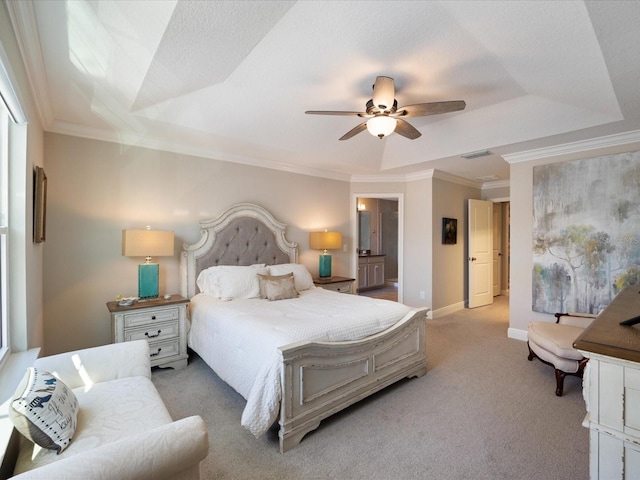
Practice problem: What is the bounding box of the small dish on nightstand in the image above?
[118,297,137,306]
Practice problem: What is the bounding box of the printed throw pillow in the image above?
[9,367,79,454]
[258,272,299,301]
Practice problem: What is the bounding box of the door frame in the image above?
[351,193,404,303]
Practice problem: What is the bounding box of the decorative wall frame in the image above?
[532,151,640,314]
[442,217,457,244]
[34,166,47,243]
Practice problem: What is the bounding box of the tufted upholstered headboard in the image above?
[180,203,298,299]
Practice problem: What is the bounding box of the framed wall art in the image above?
[34,166,47,243]
[442,217,457,245]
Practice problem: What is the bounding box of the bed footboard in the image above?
[278,308,428,453]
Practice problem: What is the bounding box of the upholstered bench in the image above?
[527,312,597,396]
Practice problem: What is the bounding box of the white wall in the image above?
[43,133,351,355]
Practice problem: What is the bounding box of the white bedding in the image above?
[188,287,413,437]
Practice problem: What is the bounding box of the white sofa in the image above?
[9,340,209,479]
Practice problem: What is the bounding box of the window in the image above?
[0,102,8,367]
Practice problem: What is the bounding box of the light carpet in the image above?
[152,295,588,479]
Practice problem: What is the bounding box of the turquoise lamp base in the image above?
[138,263,159,299]
[318,254,332,278]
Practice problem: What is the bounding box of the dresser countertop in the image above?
[574,286,640,363]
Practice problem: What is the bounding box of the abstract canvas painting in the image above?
[532,151,640,314]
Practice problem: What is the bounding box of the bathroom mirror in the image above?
[358,211,371,252]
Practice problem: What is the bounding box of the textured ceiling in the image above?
[8,0,640,183]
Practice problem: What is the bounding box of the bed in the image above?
[180,203,427,452]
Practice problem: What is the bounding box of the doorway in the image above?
[352,194,403,303]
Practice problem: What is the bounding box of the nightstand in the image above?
[313,276,355,294]
[106,295,189,369]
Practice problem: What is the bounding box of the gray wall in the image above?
[43,133,352,355]
[432,177,482,313]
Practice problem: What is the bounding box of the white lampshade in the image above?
[366,116,397,139]
[122,229,174,259]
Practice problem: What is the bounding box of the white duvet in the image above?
[188,287,413,437]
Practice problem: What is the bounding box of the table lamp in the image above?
[122,228,174,299]
[309,230,342,278]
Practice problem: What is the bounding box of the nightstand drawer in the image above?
[108,296,190,370]
[125,321,179,343]
[124,307,180,328]
[320,282,352,294]
[148,339,180,362]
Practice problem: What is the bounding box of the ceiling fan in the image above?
[306,76,466,141]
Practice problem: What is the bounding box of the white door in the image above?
[468,199,493,308]
[492,202,502,296]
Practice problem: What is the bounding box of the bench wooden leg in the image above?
[554,369,566,397]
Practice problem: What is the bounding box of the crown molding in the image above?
[6,0,54,128]
[431,169,483,188]
[503,129,640,164]
[350,173,414,183]
[49,120,352,182]
[482,179,510,190]
[351,168,484,188]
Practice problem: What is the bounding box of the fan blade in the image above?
[306,110,368,117]
[339,122,367,141]
[372,76,395,112]
[394,100,466,118]
[394,119,421,140]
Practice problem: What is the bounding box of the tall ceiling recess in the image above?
[306,76,466,140]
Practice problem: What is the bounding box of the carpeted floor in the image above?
[358,285,398,301]
[152,295,588,479]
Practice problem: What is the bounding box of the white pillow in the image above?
[196,264,268,300]
[10,367,79,454]
[267,263,315,291]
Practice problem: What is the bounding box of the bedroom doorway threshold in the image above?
[358,285,398,302]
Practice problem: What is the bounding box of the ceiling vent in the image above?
[462,150,492,159]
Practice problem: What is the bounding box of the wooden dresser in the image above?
[574,287,640,479]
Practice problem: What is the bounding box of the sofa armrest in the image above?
[554,312,598,329]
[11,416,209,480]
[34,341,151,390]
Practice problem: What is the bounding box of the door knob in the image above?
[468,257,477,262]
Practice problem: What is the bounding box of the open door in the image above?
[468,199,493,308]
[493,202,502,296]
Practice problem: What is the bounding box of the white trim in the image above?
[0,347,41,469]
[508,327,528,342]
[0,37,28,124]
[6,0,51,127]
[503,130,640,164]
[482,179,510,190]
[351,169,483,188]
[430,301,465,319]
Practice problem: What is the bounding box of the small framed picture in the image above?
[442,217,457,245]
[34,166,47,243]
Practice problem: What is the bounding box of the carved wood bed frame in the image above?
[180,203,427,452]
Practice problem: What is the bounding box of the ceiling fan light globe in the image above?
[367,116,397,138]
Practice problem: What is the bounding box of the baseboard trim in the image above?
[508,328,528,342]
[431,301,465,319]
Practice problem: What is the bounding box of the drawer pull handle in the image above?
[151,315,156,320]
[145,330,162,338]
[150,348,162,357]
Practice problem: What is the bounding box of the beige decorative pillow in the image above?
[258,272,298,301]
[10,367,79,454]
